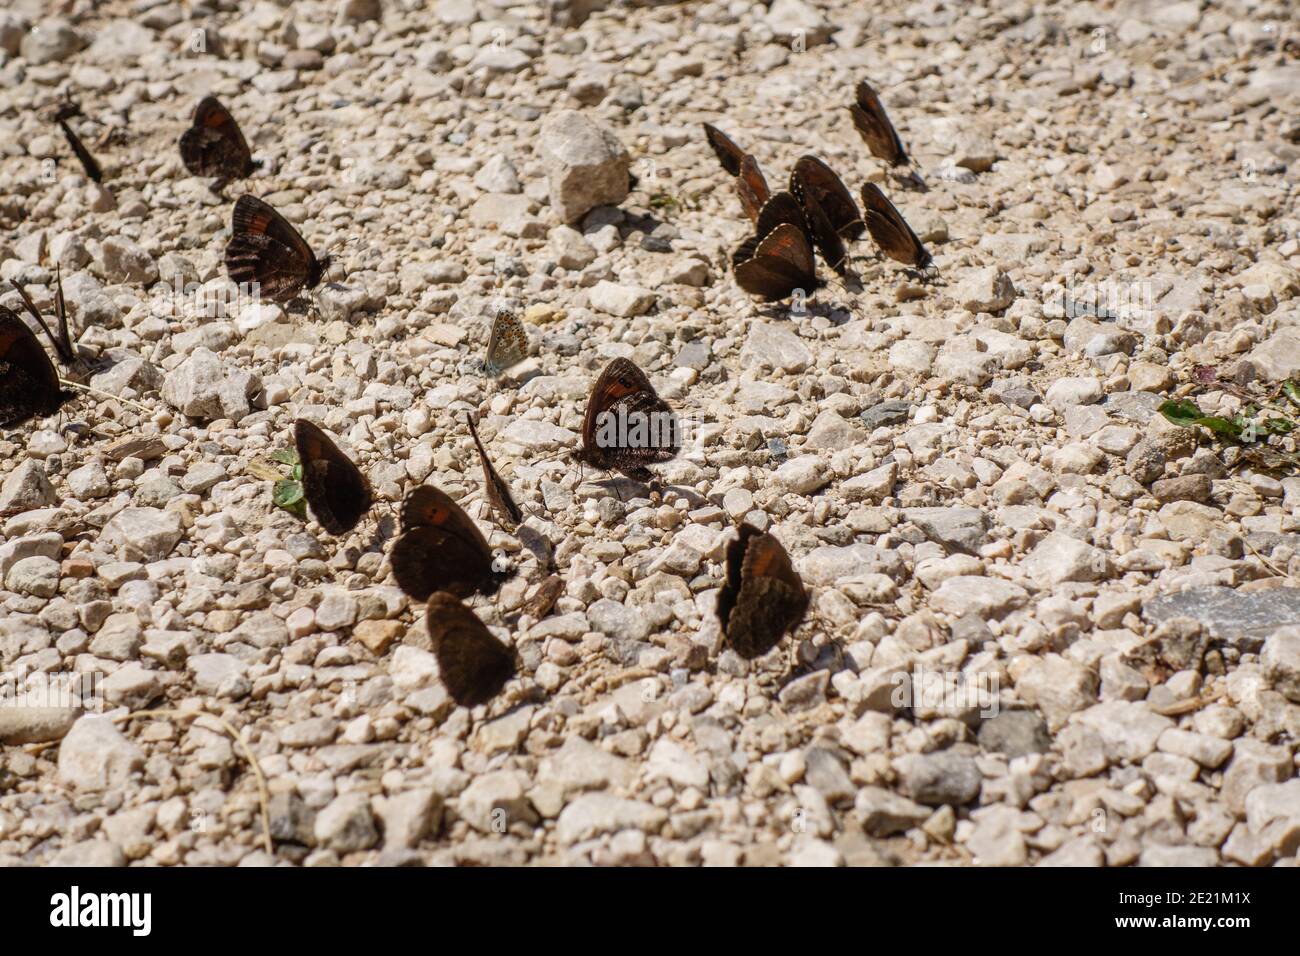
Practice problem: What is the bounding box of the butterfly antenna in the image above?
[8,278,65,360]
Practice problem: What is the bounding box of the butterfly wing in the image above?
[180,96,255,182]
[466,415,523,529]
[391,486,507,601]
[736,154,771,223]
[720,525,809,659]
[851,81,908,166]
[484,309,527,376]
[754,191,808,241]
[702,123,746,177]
[734,223,819,301]
[56,116,102,184]
[861,183,931,267]
[0,307,66,427]
[425,592,516,707]
[293,419,373,535]
[225,195,320,302]
[577,358,679,478]
[792,157,864,240]
[58,119,102,183]
[790,181,848,274]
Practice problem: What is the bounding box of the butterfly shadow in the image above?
[758,297,858,327]
[514,523,555,574]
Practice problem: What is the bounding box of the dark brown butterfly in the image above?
[466,413,523,530]
[520,575,563,621]
[180,96,259,192]
[702,124,770,223]
[225,195,330,303]
[860,183,932,269]
[56,113,102,183]
[791,157,864,241]
[294,419,372,535]
[733,222,819,301]
[425,591,516,707]
[716,523,809,659]
[572,358,680,485]
[850,81,908,166]
[391,486,510,602]
[0,305,72,428]
[729,192,805,269]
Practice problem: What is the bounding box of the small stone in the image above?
[57,716,144,791]
[539,110,630,222]
[741,322,812,373]
[104,508,183,562]
[589,281,655,317]
[313,793,379,852]
[5,555,60,598]
[895,751,982,806]
[188,653,250,699]
[555,794,666,844]
[21,18,84,65]
[98,237,158,285]
[0,460,57,511]
[586,598,649,642]
[956,268,1015,313]
[1261,626,1300,703]
[977,710,1051,758]
[854,787,930,836]
[774,456,830,495]
[161,348,262,423]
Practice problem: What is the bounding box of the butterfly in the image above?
[716,523,809,659]
[180,96,260,192]
[293,419,373,535]
[484,309,527,376]
[466,413,523,529]
[572,358,680,486]
[8,268,77,372]
[55,110,102,183]
[702,123,770,223]
[390,486,510,602]
[860,183,932,269]
[850,81,909,166]
[733,222,819,301]
[424,591,516,707]
[0,303,74,429]
[790,156,863,275]
[225,195,330,303]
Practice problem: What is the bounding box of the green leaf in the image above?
[270,448,299,467]
[273,479,304,508]
[1262,417,1295,436]
[292,463,303,482]
[1283,380,1300,409]
[1158,400,1243,440]
[1158,399,1207,428]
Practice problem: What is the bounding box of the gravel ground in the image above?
[1,0,1300,867]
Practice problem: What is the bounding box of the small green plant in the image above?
[269,448,306,518]
[1158,366,1300,472]
[249,448,306,518]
